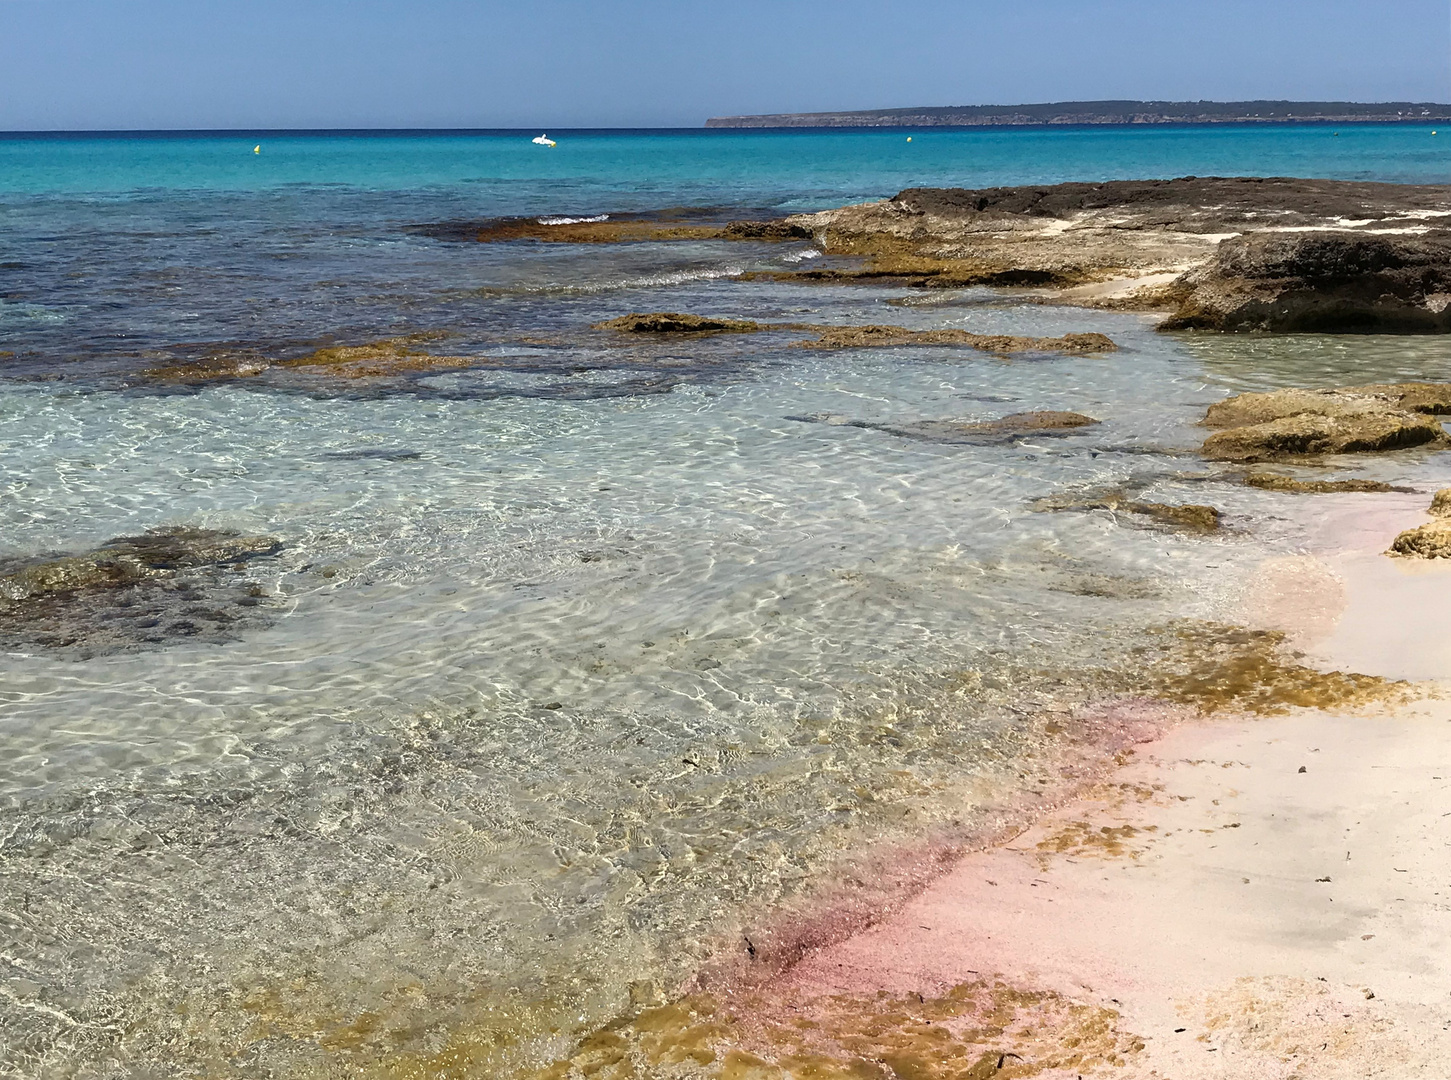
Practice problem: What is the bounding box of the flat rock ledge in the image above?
[774,177,1451,330]
[1200,384,1451,461]
[594,313,1117,355]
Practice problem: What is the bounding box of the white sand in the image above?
[768,500,1451,1078]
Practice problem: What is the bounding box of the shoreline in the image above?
[525,490,1451,1078]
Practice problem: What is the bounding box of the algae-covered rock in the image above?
[1127,502,1221,531]
[1201,411,1447,461]
[0,528,282,602]
[593,312,761,333]
[0,528,286,655]
[1033,488,1221,532]
[798,324,1117,354]
[1430,488,1451,515]
[1390,520,1451,558]
[788,410,1100,444]
[720,219,815,241]
[1243,472,1410,494]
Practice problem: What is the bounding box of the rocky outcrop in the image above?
[788,411,1100,444]
[1432,488,1451,515]
[1201,384,1451,461]
[1390,520,1451,557]
[0,528,285,654]
[412,213,811,245]
[772,178,1451,306]
[593,313,761,333]
[796,325,1116,354]
[1203,412,1447,460]
[1163,231,1451,332]
[1243,472,1412,493]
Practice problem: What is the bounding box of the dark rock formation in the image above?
[593,313,761,333]
[720,220,815,240]
[1163,231,1451,332]
[0,528,284,655]
[890,178,1451,232]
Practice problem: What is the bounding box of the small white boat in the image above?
[532,134,557,147]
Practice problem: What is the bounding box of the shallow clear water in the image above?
[5,128,1451,1078]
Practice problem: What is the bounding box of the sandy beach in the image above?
[740,501,1451,1078]
[526,492,1451,1079]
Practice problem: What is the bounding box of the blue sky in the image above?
[1,0,1447,130]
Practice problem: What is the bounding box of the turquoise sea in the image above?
[4,125,1451,1078]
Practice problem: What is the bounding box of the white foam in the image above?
[536,214,610,226]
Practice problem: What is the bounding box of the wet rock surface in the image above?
[593,313,761,334]
[145,333,472,384]
[591,315,1118,355]
[788,410,1100,444]
[1432,487,1451,515]
[1200,384,1451,461]
[409,209,810,245]
[0,528,284,656]
[1034,488,1222,532]
[1163,231,1451,332]
[1242,472,1414,494]
[796,324,1117,354]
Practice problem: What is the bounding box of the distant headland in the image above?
[705,99,1451,129]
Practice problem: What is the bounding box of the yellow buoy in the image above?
[253,145,260,154]
[906,136,912,142]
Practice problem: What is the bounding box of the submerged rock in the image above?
[789,410,1100,444]
[0,528,284,655]
[593,312,761,333]
[1243,472,1412,494]
[1390,520,1451,558]
[146,333,468,383]
[1035,489,1221,532]
[1164,230,1451,333]
[591,314,1118,355]
[1201,384,1451,461]
[797,324,1117,354]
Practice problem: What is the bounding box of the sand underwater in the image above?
[2,128,1451,1079]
